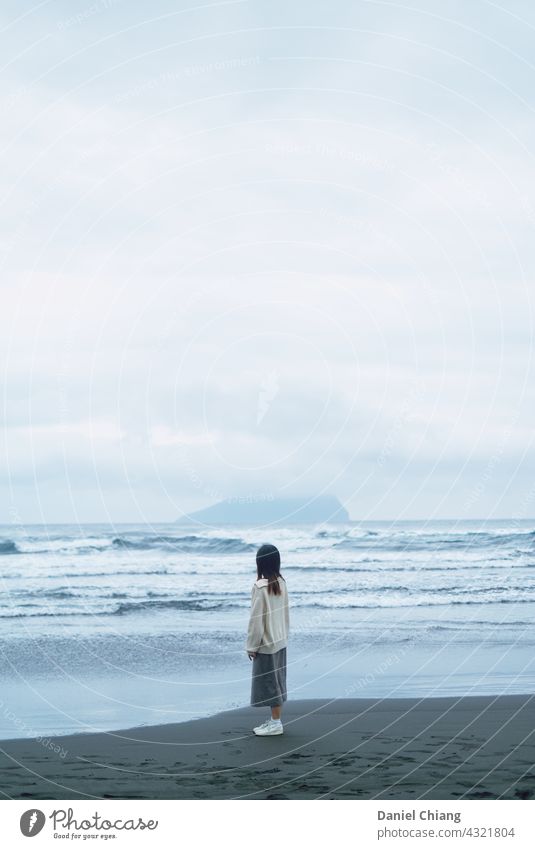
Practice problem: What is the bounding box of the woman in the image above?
[246,543,290,736]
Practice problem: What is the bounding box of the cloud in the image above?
[1,0,534,521]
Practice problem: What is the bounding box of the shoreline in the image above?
[1,695,534,799]
[2,636,533,741]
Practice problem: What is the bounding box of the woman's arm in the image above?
[246,585,265,656]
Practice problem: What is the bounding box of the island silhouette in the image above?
[176,495,350,526]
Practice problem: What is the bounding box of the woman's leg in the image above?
[271,705,282,720]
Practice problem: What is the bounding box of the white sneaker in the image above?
[253,719,283,736]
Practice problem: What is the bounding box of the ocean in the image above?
[1,519,534,738]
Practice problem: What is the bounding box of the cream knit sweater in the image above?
[246,576,289,654]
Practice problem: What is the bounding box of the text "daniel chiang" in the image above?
[378,810,462,824]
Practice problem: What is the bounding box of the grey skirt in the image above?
[250,647,287,707]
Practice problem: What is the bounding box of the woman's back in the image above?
[247,575,289,654]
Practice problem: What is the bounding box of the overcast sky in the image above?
[2,0,535,524]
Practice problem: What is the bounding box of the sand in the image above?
[1,696,534,800]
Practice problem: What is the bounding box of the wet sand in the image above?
[1,696,534,800]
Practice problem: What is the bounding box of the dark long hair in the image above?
[256,544,282,595]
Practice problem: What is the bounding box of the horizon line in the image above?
[1,517,533,526]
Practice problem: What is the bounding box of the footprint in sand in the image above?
[283,752,311,760]
[515,788,533,799]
